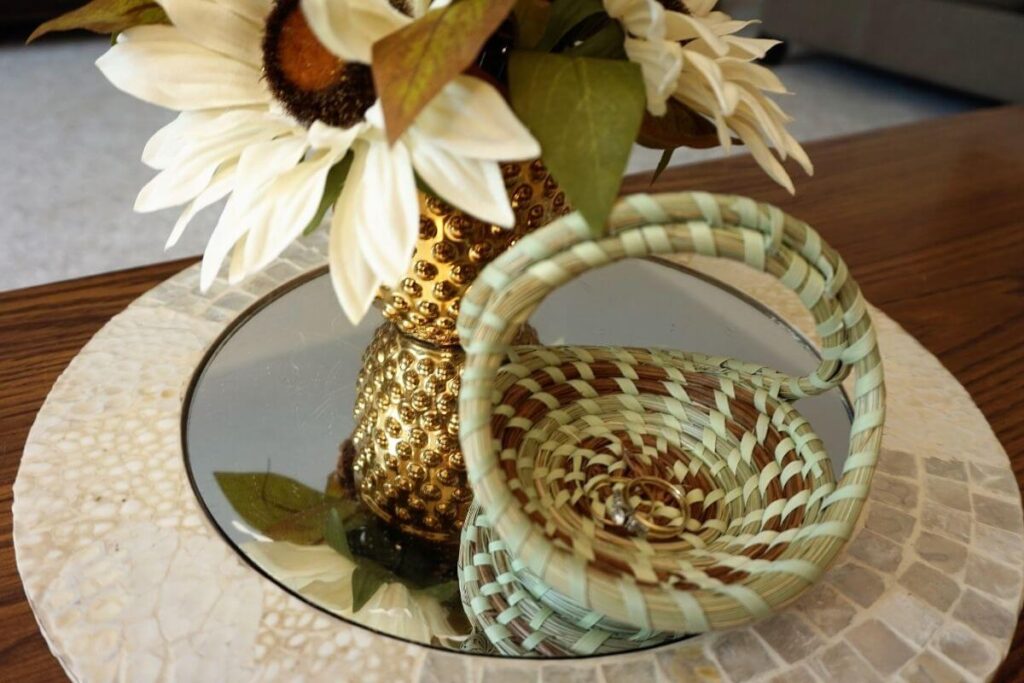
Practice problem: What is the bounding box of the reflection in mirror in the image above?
[185,261,852,656]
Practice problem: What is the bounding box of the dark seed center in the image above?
[262,0,376,128]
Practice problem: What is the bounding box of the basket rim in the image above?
[456,191,886,633]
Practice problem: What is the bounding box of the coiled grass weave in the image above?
[456,192,885,633]
[458,502,670,656]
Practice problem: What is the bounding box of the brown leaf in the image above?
[371,0,517,144]
[636,99,721,150]
[28,0,168,43]
[512,0,551,50]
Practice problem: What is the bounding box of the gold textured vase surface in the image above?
[350,323,538,543]
[352,158,568,542]
[377,159,569,347]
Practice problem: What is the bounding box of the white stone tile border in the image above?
[12,236,1024,682]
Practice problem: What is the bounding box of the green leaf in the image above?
[323,507,353,559]
[564,17,625,59]
[214,472,325,533]
[262,504,330,545]
[509,51,645,233]
[302,154,353,236]
[28,0,168,43]
[264,497,363,545]
[414,580,460,605]
[535,0,605,52]
[372,0,517,144]
[351,563,391,612]
[652,148,675,184]
[512,0,551,50]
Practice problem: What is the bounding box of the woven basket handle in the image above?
[457,191,886,632]
[460,191,870,401]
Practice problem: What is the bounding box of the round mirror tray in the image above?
[13,234,1024,683]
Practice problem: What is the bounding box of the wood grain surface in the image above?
[2,105,1022,681]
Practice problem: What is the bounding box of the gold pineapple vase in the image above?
[348,160,567,543]
[378,160,568,347]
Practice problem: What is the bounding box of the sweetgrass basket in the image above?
[458,502,670,656]
[456,191,885,634]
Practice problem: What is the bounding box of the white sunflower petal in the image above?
[624,37,683,116]
[724,35,781,60]
[352,140,420,287]
[242,146,352,273]
[156,0,264,65]
[681,50,737,115]
[142,111,213,170]
[243,541,351,583]
[413,76,540,161]
[165,161,236,248]
[734,92,786,154]
[228,232,249,284]
[135,115,292,212]
[96,25,268,111]
[709,18,759,36]
[410,139,514,227]
[731,119,794,193]
[682,0,718,17]
[214,0,272,25]
[719,58,788,94]
[604,0,666,41]
[757,94,794,124]
[665,13,728,56]
[779,127,813,176]
[243,123,364,270]
[301,0,409,63]
[307,120,368,150]
[328,149,381,324]
[200,135,309,290]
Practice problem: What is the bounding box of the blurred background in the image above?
[1,0,1019,292]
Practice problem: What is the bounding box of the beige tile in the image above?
[901,650,966,683]
[876,448,918,480]
[964,553,1021,601]
[898,562,960,611]
[540,664,598,683]
[870,473,919,508]
[711,631,775,682]
[871,591,942,647]
[793,583,857,635]
[655,642,721,683]
[926,477,971,513]
[924,458,967,482]
[601,660,657,683]
[755,613,823,664]
[972,494,1024,534]
[920,502,972,544]
[953,589,1017,639]
[846,529,902,573]
[968,463,1018,498]
[809,642,881,683]
[828,563,885,608]
[915,531,967,573]
[846,619,915,674]
[864,504,916,543]
[934,624,995,676]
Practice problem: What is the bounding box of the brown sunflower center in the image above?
[658,0,691,14]
[262,0,376,128]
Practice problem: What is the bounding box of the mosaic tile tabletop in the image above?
[13,233,1024,682]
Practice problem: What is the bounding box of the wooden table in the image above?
[2,105,1022,681]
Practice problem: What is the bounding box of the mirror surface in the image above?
[185,260,852,656]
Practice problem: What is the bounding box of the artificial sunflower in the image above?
[605,0,812,191]
[244,540,468,646]
[95,0,538,322]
